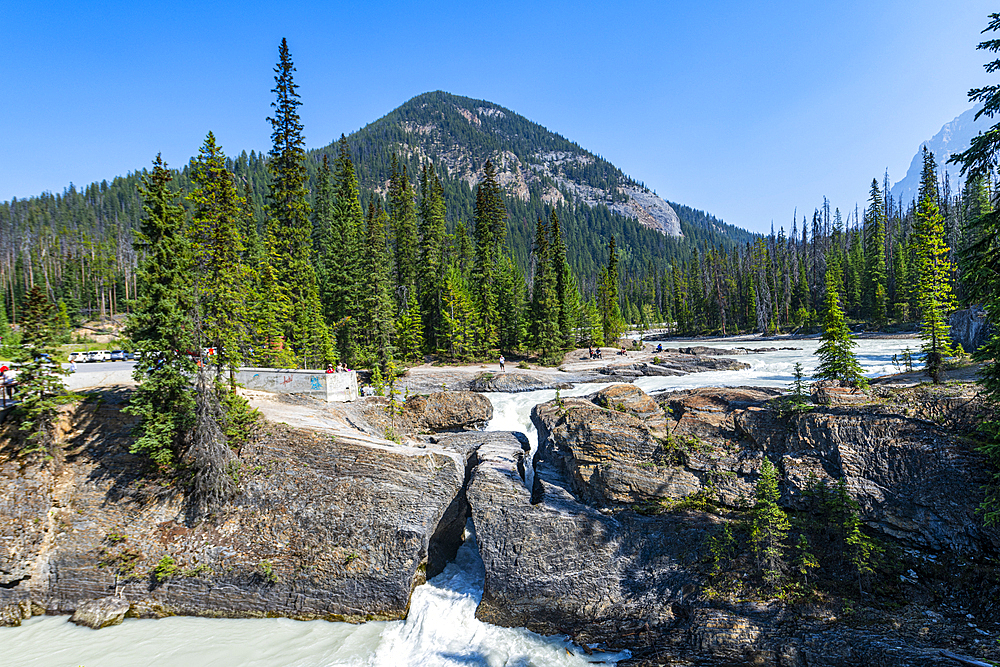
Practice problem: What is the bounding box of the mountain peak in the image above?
[339,91,683,236]
[890,105,987,206]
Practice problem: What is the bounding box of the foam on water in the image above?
[4,529,629,667]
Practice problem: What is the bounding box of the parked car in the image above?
[110,350,125,361]
[68,352,83,363]
[86,350,110,362]
[125,351,136,361]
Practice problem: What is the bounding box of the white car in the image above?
[86,350,111,362]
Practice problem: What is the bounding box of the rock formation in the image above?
[950,305,994,354]
[0,391,478,626]
[360,390,492,436]
[3,383,999,666]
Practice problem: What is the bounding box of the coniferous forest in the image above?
[0,40,985,374]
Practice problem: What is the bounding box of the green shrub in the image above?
[259,560,277,583]
[153,555,177,583]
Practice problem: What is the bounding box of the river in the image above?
[3,337,918,667]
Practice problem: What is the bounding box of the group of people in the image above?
[325,362,352,374]
[587,347,604,360]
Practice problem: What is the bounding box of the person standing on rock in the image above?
[499,354,505,372]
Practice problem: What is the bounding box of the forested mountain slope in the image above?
[0,91,755,322]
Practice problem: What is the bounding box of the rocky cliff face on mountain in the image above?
[345,91,684,237]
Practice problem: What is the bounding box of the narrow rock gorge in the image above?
[2,383,999,666]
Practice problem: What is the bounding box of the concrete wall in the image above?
[235,368,358,402]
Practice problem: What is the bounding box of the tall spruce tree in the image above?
[597,236,625,344]
[389,155,420,304]
[357,201,396,371]
[864,178,888,324]
[331,137,364,364]
[815,272,867,388]
[473,160,507,352]
[549,210,582,347]
[188,132,248,382]
[264,38,331,369]
[530,216,560,359]
[496,254,525,353]
[314,142,362,365]
[15,286,66,453]
[125,156,197,469]
[914,147,955,383]
[418,163,447,353]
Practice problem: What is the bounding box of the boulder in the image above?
[0,599,32,627]
[661,345,743,356]
[362,390,492,435]
[810,379,869,406]
[70,596,130,629]
[598,357,750,380]
[591,383,669,431]
[470,371,553,393]
[403,391,493,431]
[534,394,701,505]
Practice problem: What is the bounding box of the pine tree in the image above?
[54,300,72,343]
[959,175,994,307]
[389,155,419,303]
[750,457,790,590]
[314,140,362,365]
[395,292,424,362]
[864,179,888,324]
[472,161,507,352]
[125,155,197,469]
[441,264,480,361]
[949,11,1000,526]
[548,211,582,347]
[529,216,560,360]
[357,201,396,371]
[790,362,809,407]
[597,236,625,344]
[496,254,526,353]
[792,534,819,585]
[914,147,956,383]
[815,273,867,388]
[188,132,248,382]
[14,286,66,453]
[418,164,447,353]
[264,38,331,369]
[844,506,883,594]
[239,178,266,362]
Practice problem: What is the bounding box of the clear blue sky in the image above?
[2,0,995,234]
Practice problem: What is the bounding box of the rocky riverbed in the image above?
[2,365,999,666]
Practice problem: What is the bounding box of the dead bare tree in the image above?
[188,366,237,521]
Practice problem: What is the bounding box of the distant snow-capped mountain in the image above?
[890,105,988,206]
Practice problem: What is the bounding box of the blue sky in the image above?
[2,0,995,234]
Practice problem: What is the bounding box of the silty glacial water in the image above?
[2,338,918,666]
